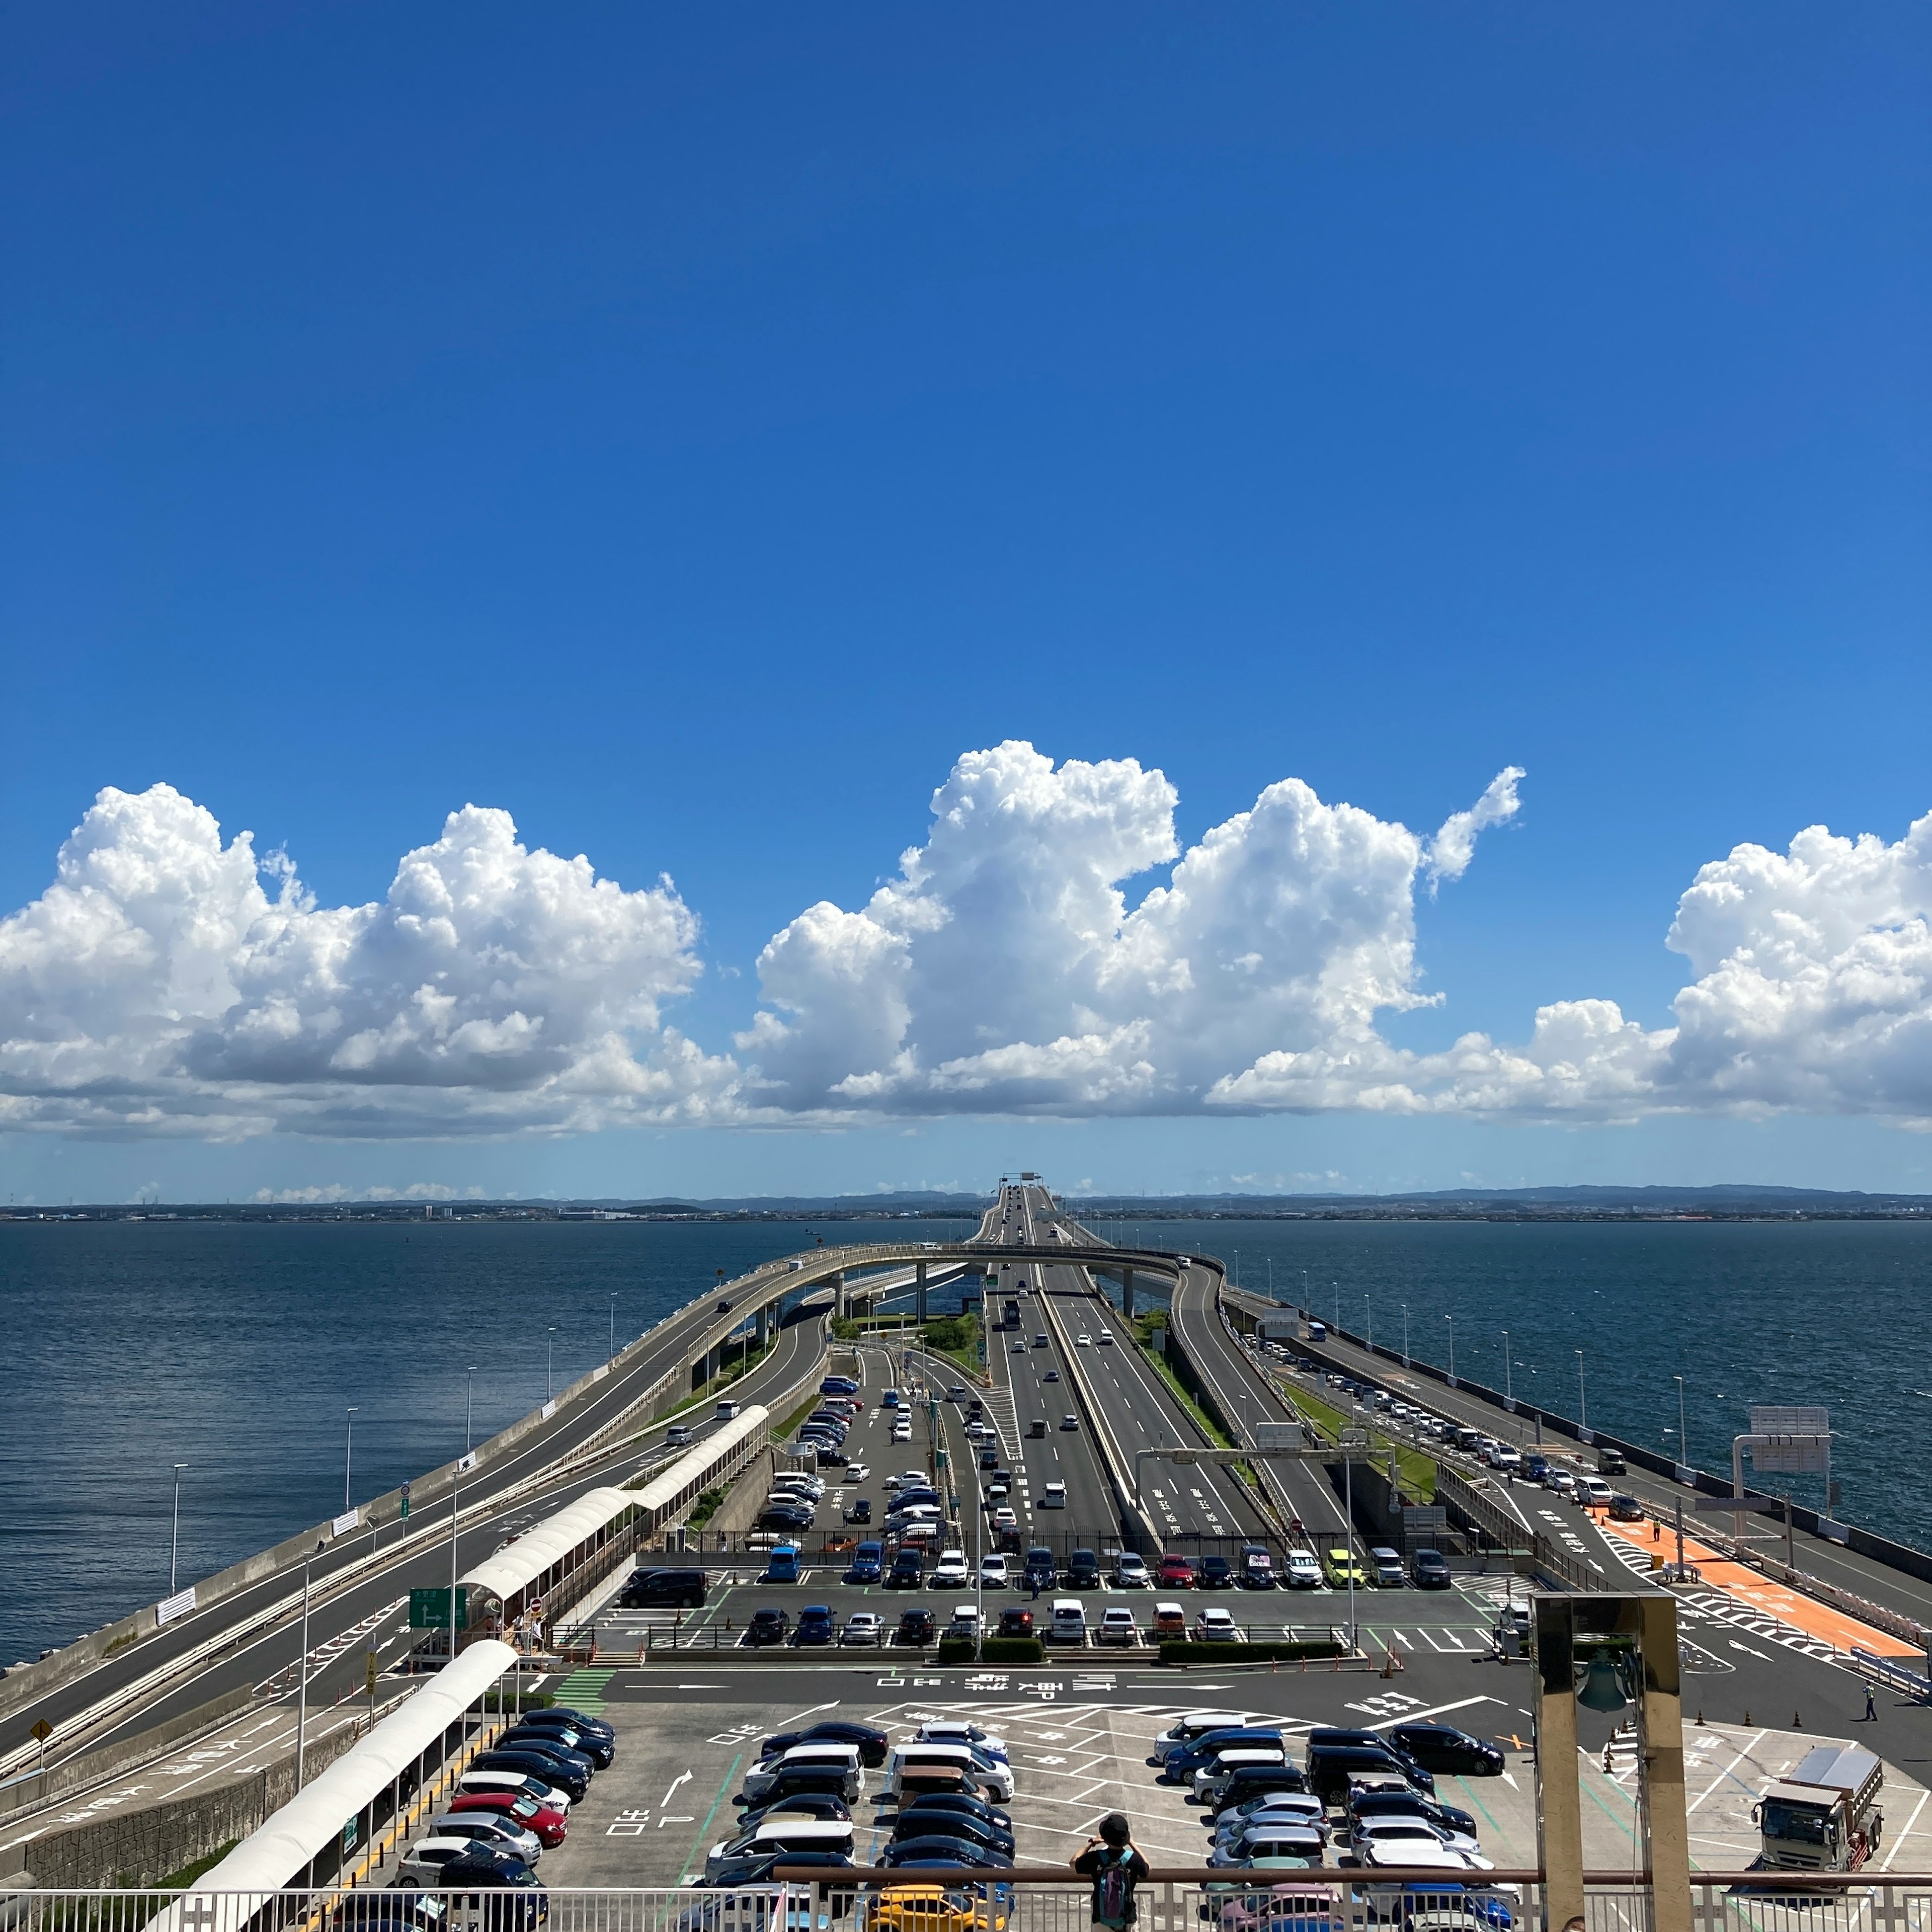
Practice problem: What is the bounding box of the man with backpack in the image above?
[1073,1812,1150,1929]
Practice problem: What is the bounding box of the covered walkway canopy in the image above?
[459,1485,642,1617]
[150,1639,518,1928]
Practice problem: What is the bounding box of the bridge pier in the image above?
[831,1271,846,1319]
[756,1304,770,1348]
[915,1260,927,1323]
[1121,1265,1136,1317]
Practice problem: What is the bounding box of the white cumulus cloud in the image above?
[0,784,735,1138]
[739,741,1524,1114]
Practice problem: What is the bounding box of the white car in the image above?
[839,1612,885,1647]
[1579,1475,1614,1505]
[1039,1481,1068,1508]
[917,1719,1008,1760]
[457,1770,571,1813]
[845,1464,869,1483]
[1114,1553,1151,1588]
[1098,1606,1141,1647]
[1076,1333,1091,1347]
[1097,1330,1113,1345]
[1547,1470,1577,1496]
[426,1814,542,1863]
[980,1553,1010,1587]
[1352,1815,1481,1858]
[932,1549,972,1586]
[398,1837,507,1887]
[1283,1548,1323,1588]
[992,1506,1019,1532]
[1196,1607,1244,1642]
[892,1423,913,1442]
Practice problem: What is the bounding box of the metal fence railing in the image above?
[12,1874,1931,1932]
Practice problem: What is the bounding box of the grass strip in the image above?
[1283,1381,1437,1502]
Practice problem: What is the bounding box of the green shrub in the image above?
[936,1635,978,1664]
[979,1636,1044,1664]
[921,1316,979,1354]
[1157,1639,1343,1665]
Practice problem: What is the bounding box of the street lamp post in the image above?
[1401,1306,1409,1366]
[344,1407,358,1513]
[610,1294,617,1361]
[170,1464,187,1595]
[546,1328,556,1402]
[465,1365,478,1455]
[1501,1333,1512,1406]
[295,1539,324,1790]
[1445,1315,1456,1385]
[1577,1351,1588,1429]
[1673,1374,1687,1466]
[1364,1296,1374,1354]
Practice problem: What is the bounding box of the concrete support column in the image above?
[1121,1266,1136,1317]
[1639,1596,1694,1932]
[1533,1597,1585,1932]
[756,1304,771,1348]
[831,1271,846,1319]
[915,1260,928,1323]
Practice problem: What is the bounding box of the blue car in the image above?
[793,1605,836,1646]
[843,1541,884,1585]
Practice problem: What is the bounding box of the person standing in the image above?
[1866,1687,1878,1722]
[1073,1813,1150,1931]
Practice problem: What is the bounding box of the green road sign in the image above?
[410,1586,468,1629]
[399,1480,411,1520]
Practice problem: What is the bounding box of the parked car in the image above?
[793,1605,836,1647]
[1283,1549,1323,1589]
[840,1612,886,1647]
[619,1567,708,1609]
[1114,1553,1151,1588]
[1387,1724,1505,1777]
[996,1607,1034,1638]
[444,1792,567,1848]
[1239,1547,1277,1590]
[1196,1607,1244,1643]
[1321,1548,1367,1589]
[1066,1549,1103,1589]
[471,1748,588,1803]
[1197,1555,1234,1590]
[979,1553,1010,1587]
[398,1835,524,1886]
[932,1550,971,1587]
[1098,1607,1141,1647]
[1159,1553,1197,1588]
[1410,1549,1453,1589]
[745,1607,790,1648]
[1049,1598,1087,1645]
[886,1552,924,1589]
[896,1607,936,1645]
[1368,1547,1405,1587]
[1152,1601,1188,1641]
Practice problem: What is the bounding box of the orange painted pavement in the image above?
[1592,1511,1920,1658]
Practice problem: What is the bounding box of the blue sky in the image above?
[3,6,1929,1202]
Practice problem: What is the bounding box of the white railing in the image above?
[12,1875,1931,1932]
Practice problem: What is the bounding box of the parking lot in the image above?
[488,1668,1932,1896]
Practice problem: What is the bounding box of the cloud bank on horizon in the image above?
[2,744,1928,1139]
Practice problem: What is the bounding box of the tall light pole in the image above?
[610,1294,618,1361]
[1401,1306,1409,1366]
[1301,1268,1309,1313]
[1333,1281,1341,1336]
[295,1538,324,1790]
[170,1464,188,1595]
[1364,1296,1374,1354]
[1445,1315,1456,1384]
[546,1328,556,1401]
[1576,1350,1587,1428]
[1673,1374,1687,1466]
[1501,1333,1512,1406]
[344,1407,358,1513]
[465,1365,478,1455]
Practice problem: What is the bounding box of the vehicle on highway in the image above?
[1410,1549,1453,1589]
[947,1386,970,1401]
[1596,1448,1628,1476]
[840,1612,886,1647]
[619,1566,708,1608]
[1368,1547,1405,1587]
[793,1605,836,1647]
[1578,1475,1614,1506]
[1195,1607,1244,1642]
[991,1505,1019,1534]
[896,1606,936,1644]
[1076,1333,1091,1347]
[1239,1547,1276,1589]
[1011,1340,1027,1353]
[892,1422,913,1442]
[1043,1368,1060,1383]
[1158,1553,1197,1588]
[1114,1552,1151,1588]
[1099,1606,1140,1647]
[745,1607,790,1647]
[1027,1418,1049,1438]
[666,1425,695,1448]
[1039,1481,1068,1507]
[1387,1725,1505,1776]
[1098,1329,1113,1345]
[1035,1334,1049,1348]
[980,1444,1001,1468]
[446,1792,566,1847]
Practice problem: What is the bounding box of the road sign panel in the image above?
[30,1719,51,1742]
[409,1586,468,1629]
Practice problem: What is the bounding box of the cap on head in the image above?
[1099,1813,1130,1845]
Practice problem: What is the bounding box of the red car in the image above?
[446,1790,568,1847]
[1158,1553,1196,1588]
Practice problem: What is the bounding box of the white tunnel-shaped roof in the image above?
[630,1402,768,1514]
[154,1639,518,1921]
[459,1485,641,1607]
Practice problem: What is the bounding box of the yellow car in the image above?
[867,1887,1007,1932]
[1321,1546,1367,1587]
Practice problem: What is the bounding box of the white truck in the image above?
[1257,1313,1300,1343]
[1754,1743,1884,1871]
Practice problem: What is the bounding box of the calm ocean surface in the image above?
[2,1214,1927,1667]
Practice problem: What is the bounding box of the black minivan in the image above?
[619,1566,707,1608]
